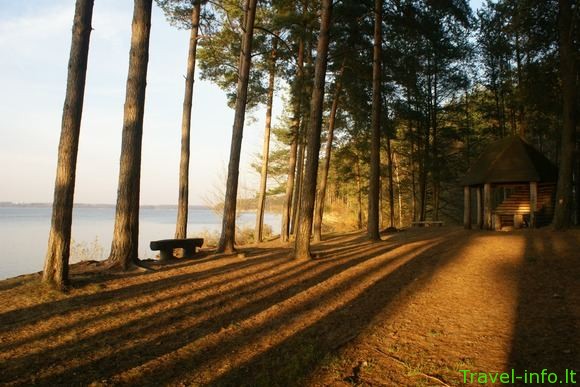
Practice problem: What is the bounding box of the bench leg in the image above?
[183,247,196,258]
[159,249,174,261]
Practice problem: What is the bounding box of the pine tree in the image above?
[107,0,153,269]
[43,0,94,290]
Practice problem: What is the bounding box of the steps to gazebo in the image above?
[493,184,555,229]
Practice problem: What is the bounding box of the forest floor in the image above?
[0,227,578,386]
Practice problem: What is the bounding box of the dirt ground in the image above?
[0,227,578,386]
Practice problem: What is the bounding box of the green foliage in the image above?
[159,0,576,227]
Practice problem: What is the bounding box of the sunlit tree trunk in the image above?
[291,34,314,236]
[419,119,430,221]
[281,30,305,243]
[407,89,417,222]
[291,134,306,235]
[281,137,299,242]
[175,1,201,239]
[356,157,364,229]
[293,0,333,260]
[43,0,94,290]
[367,0,382,241]
[217,0,258,253]
[313,60,345,242]
[280,0,309,242]
[255,41,277,242]
[107,0,152,269]
[386,135,395,228]
[393,151,403,228]
[553,0,577,229]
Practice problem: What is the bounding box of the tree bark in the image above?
[419,121,429,222]
[281,32,305,243]
[293,0,333,260]
[393,151,403,228]
[313,60,345,242]
[431,64,440,221]
[367,0,382,241]
[291,31,314,236]
[255,41,277,242]
[281,136,299,242]
[108,0,152,269]
[217,0,258,253]
[43,0,94,290]
[386,135,395,228]
[175,1,201,240]
[356,157,364,229]
[291,134,306,235]
[515,30,527,138]
[553,0,577,230]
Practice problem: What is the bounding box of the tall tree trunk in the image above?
[175,1,201,240]
[255,41,277,242]
[553,0,577,229]
[367,0,382,241]
[493,85,502,137]
[313,60,345,242]
[293,0,333,260]
[291,32,314,236]
[281,32,305,242]
[217,0,258,253]
[291,134,306,235]
[386,135,395,228]
[356,157,364,229]
[107,0,152,270]
[575,139,580,225]
[419,118,430,221]
[281,136,299,242]
[431,65,440,221]
[43,0,94,289]
[515,30,526,138]
[393,151,403,228]
[407,90,417,221]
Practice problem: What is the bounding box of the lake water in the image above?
[0,206,281,280]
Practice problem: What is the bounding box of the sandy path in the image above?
[307,230,580,386]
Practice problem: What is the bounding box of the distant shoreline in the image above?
[0,202,211,210]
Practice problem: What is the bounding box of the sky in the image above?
[0,0,483,206]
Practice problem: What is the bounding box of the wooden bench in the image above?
[411,220,444,227]
[150,238,204,261]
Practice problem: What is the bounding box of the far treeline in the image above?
[43,0,577,289]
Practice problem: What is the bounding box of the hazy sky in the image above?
[0,0,482,206]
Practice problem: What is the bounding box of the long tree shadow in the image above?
[0,250,289,331]
[0,234,424,385]
[0,228,465,386]
[0,235,405,351]
[176,231,474,386]
[0,230,436,350]
[0,253,303,354]
[507,231,580,384]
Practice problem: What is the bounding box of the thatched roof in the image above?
[462,136,558,186]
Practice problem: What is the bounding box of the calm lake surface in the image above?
[0,206,281,280]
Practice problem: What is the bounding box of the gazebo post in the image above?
[476,186,483,229]
[530,181,537,228]
[464,186,471,229]
[483,183,492,230]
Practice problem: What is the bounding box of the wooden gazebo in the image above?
[462,136,558,230]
